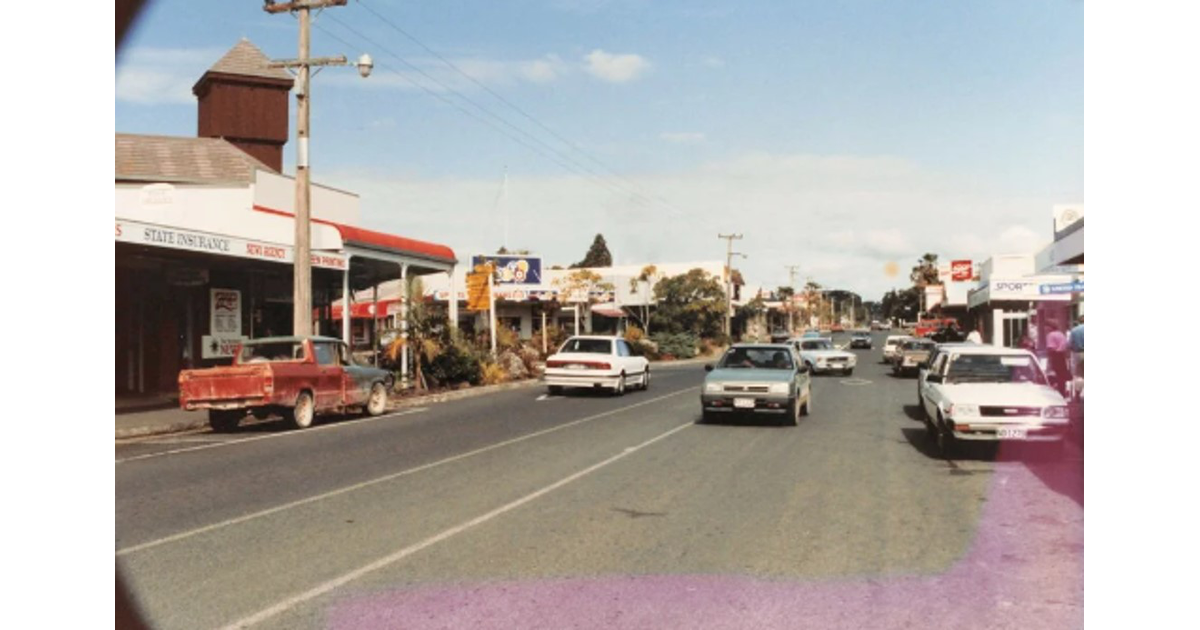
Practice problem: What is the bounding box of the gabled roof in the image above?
[116,134,278,184]
[203,38,293,83]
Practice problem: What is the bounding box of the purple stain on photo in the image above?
[328,453,1082,630]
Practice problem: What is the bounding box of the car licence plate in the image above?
[733,397,756,409]
[997,428,1027,440]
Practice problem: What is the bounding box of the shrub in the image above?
[425,339,483,387]
[496,326,521,352]
[624,325,646,343]
[651,332,698,359]
[480,362,508,385]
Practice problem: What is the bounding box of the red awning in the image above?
[322,299,401,321]
[254,205,457,264]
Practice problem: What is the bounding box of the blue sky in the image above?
[116,0,1083,299]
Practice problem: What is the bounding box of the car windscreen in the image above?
[240,342,305,363]
[801,340,833,350]
[945,354,1048,385]
[719,348,795,369]
[559,338,612,354]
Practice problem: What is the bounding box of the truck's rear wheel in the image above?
[365,382,388,416]
[208,409,242,433]
[286,391,315,429]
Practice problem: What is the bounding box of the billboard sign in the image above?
[951,260,973,281]
[471,254,542,285]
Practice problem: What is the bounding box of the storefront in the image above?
[116,151,456,397]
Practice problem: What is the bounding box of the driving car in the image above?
[792,337,857,375]
[801,330,822,339]
[919,345,1070,457]
[543,335,650,396]
[881,335,911,363]
[849,331,873,349]
[701,344,812,425]
[891,338,937,377]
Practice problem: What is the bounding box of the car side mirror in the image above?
[704,364,714,372]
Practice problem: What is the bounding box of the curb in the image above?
[116,417,211,440]
[385,378,543,410]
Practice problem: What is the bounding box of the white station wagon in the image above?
[919,345,1070,457]
[543,335,651,396]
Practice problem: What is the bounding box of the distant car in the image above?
[793,337,857,375]
[801,330,822,339]
[543,335,650,396]
[891,338,937,377]
[830,323,844,333]
[919,345,1070,457]
[882,335,911,363]
[769,329,792,343]
[701,344,812,425]
[849,332,873,349]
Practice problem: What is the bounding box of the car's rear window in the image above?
[559,338,613,354]
[240,342,305,363]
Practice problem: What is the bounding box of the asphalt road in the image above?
[116,332,1083,630]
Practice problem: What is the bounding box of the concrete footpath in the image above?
[115,355,715,440]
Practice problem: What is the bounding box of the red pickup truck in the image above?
[179,336,394,432]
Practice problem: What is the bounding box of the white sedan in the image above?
[919,345,1070,457]
[791,337,857,375]
[543,335,651,396]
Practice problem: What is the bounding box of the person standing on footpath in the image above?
[1045,321,1071,396]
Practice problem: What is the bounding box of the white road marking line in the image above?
[115,408,428,465]
[219,421,694,630]
[116,387,698,557]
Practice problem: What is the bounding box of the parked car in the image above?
[891,338,937,377]
[543,335,650,396]
[178,336,395,432]
[917,342,978,408]
[830,323,844,333]
[849,331,873,349]
[792,337,857,375]
[882,335,911,363]
[919,345,1070,457]
[701,344,812,425]
[769,329,792,343]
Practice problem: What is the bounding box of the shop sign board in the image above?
[201,335,248,359]
[1039,280,1084,295]
[466,269,491,311]
[116,219,347,270]
[471,254,542,285]
[210,289,242,338]
[951,260,973,281]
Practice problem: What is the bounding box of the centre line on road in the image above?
[116,386,699,557]
[115,408,430,464]
[219,420,695,630]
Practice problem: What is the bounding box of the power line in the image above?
[356,0,685,215]
[318,13,677,213]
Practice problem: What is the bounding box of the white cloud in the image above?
[583,49,651,83]
[116,47,226,105]
[659,132,706,145]
[321,152,1066,300]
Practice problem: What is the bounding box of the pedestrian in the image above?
[1045,321,1070,396]
[966,327,983,344]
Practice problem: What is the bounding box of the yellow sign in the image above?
[466,269,491,311]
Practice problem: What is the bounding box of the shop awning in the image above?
[254,205,457,266]
[591,303,627,318]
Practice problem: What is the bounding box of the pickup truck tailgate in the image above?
[179,365,271,408]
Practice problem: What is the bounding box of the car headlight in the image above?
[704,382,724,394]
[768,382,789,394]
[948,403,979,417]
[1043,406,1069,419]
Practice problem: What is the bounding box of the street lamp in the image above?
[264,0,372,336]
